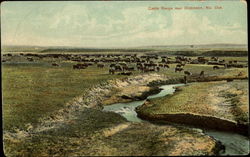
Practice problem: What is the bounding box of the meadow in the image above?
[2,61,126,132]
[2,54,248,132]
[2,51,248,156]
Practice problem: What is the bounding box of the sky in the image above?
[1,0,248,48]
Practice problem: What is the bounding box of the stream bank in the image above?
[138,80,249,136]
[4,73,248,156]
[104,82,249,155]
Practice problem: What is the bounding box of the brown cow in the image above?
[175,67,183,72]
[237,72,243,76]
[97,64,104,68]
[52,63,59,66]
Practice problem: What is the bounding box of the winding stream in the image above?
[103,83,249,155]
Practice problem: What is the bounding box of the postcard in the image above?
[1,0,248,156]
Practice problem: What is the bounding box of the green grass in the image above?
[139,80,248,123]
[3,55,247,156]
[2,62,125,131]
[157,63,248,78]
[141,82,217,115]
[4,108,216,156]
[2,56,248,132]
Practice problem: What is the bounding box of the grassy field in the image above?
[2,62,126,132]
[4,108,218,156]
[2,55,248,132]
[2,54,248,156]
[137,80,249,124]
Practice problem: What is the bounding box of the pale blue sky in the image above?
[1,1,247,47]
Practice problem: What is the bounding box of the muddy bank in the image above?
[148,75,248,87]
[4,74,246,136]
[136,80,249,136]
[101,73,166,105]
[136,110,248,136]
[103,82,249,155]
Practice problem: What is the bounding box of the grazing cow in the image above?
[197,56,208,63]
[234,64,244,68]
[175,67,183,72]
[199,71,205,78]
[176,64,182,68]
[27,57,34,62]
[180,63,185,67]
[52,63,59,66]
[164,64,169,68]
[184,71,192,76]
[226,78,234,82]
[213,66,220,70]
[97,64,104,68]
[161,59,167,63]
[127,67,135,71]
[237,72,243,76]
[109,68,115,74]
[156,66,160,72]
[110,64,116,68]
[183,76,187,84]
[119,72,133,76]
[211,57,218,61]
[115,65,123,71]
[219,60,225,63]
[73,64,88,69]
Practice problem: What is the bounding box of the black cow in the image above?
[73,64,88,69]
[184,71,192,76]
[156,66,160,72]
[109,68,115,74]
[199,71,205,78]
[213,66,220,70]
[164,64,169,68]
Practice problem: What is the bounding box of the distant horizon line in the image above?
[2,43,248,49]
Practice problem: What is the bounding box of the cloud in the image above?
[104,9,247,46]
[1,3,247,47]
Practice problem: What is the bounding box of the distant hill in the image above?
[137,44,247,50]
[1,44,248,57]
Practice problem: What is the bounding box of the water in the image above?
[203,130,249,155]
[147,84,184,99]
[103,83,249,155]
[103,84,184,122]
[103,100,145,122]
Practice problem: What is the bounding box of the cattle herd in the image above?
[2,53,248,76]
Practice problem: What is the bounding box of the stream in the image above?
[103,83,249,155]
